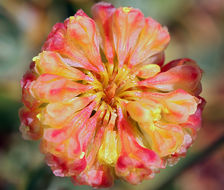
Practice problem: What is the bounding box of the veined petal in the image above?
[41,102,96,176]
[132,52,164,77]
[128,17,170,68]
[127,101,153,123]
[41,96,95,127]
[140,89,199,123]
[21,66,37,89]
[45,153,87,177]
[73,163,114,188]
[42,23,66,52]
[181,97,206,132]
[73,126,114,188]
[66,102,97,159]
[34,51,90,81]
[162,89,199,123]
[139,122,184,157]
[127,99,162,124]
[30,74,92,103]
[92,2,116,64]
[98,112,118,165]
[137,52,165,68]
[66,10,105,72]
[115,108,163,184]
[42,19,99,72]
[19,107,43,140]
[21,69,41,109]
[42,101,96,144]
[139,59,202,93]
[78,110,101,152]
[162,58,203,95]
[112,7,145,67]
[137,64,161,79]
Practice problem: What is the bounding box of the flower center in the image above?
[103,81,117,106]
[88,64,140,111]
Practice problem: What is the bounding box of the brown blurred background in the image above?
[0,0,223,190]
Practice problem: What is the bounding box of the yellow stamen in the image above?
[32,55,39,62]
[98,130,118,165]
[36,113,41,120]
[122,7,132,13]
[79,151,85,159]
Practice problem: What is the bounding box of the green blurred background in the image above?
[0,0,223,190]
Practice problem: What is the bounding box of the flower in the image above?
[19,2,205,188]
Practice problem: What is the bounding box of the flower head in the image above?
[19,2,205,187]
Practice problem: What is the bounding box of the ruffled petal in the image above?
[115,108,163,184]
[181,97,206,133]
[162,89,199,123]
[42,23,66,52]
[132,52,164,78]
[139,59,202,93]
[30,74,92,103]
[139,122,184,157]
[98,112,118,165]
[137,64,161,79]
[73,126,114,188]
[127,90,199,157]
[127,100,159,124]
[128,17,170,68]
[41,102,97,176]
[19,107,43,140]
[21,68,41,109]
[42,101,96,144]
[141,89,199,123]
[112,7,145,67]
[45,153,87,177]
[42,17,99,72]
[41,96,95,127]
[73,163,113,188]
[141,52,165,67]
[92,2,116,64]
[34,51,91,81]
[66,10,105,72]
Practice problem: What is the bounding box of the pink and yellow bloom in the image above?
[19,2,205,187]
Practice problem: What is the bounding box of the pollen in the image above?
[122,7,132,13]
[36,113,41,120]
[32,55,39,62]
[79,151,85,159]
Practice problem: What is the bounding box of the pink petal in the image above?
[66,10,105,72]
[35,51,90,81]
[139,59,202,93]
[30,74,92,102]
[112,7,145,67]
[92,2,116,64]
[115,108,163,184]
[128,17,170,68]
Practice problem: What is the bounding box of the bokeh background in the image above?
[0,0,224,190]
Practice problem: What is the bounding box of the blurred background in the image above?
[0,0,223,190]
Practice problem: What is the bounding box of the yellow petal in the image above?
[35,51,89,81]
[126,101,152,123]
[137,64,161,79]
[42,96,94,127]
[140,122,184,157]
[98,130,118,165]
[112,7,144,67]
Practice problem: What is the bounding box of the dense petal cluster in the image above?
[19,2,205,188]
